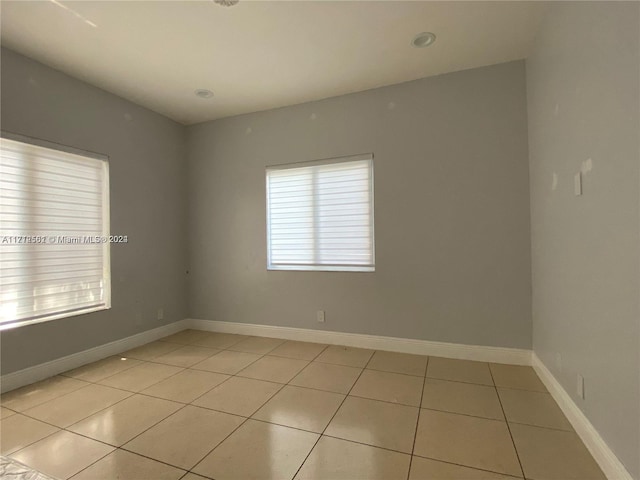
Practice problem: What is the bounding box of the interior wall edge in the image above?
[533,353,634,480]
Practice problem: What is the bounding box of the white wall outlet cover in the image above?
[316,310,325,323]
[574,172,582,196]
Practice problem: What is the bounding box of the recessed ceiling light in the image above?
[195,89,214,99]
[412,32,436,48]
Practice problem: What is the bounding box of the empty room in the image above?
[0,1,638,479]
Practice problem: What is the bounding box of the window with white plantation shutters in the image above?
[0,136,110,330]
[266,154,374,272]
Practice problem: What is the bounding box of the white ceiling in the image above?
[0,1,547,125]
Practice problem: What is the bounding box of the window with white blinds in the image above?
[0,136,110,330]
[266,154,375,272]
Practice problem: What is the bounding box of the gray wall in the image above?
[187,60,533,349]
[526,3,640,478]
[0,48,189,374]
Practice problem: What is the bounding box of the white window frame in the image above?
[266,153,375,272]
[0,132,111,330]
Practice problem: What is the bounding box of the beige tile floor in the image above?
[1,329,606,480]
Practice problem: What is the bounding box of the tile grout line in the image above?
[290,348,377,480]
[411,451,526,479]
[4,429,63,461]
[406,355,429,480]
[65,444,115,479]
[1,378,90,413]
[3,385,144,453]
[315,430,526,480]
[58,354,150,382]
[181,428,246,478]
[489,364,527,479]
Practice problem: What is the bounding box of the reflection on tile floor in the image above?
[0,329,606,480]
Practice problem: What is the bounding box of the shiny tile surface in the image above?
[193,376,282,417]
[422,378,504,420]
[151,345,220,367]
[237,355,309,383]
[490,364,547,392]
[192,350,262,374]
[0,413,59,454]
[315,345,374,367]
[269,340,328,360]
[123,405,244,469]
[1,376,88,412]
[0,406,16,419]
[121,340,182,361]
[409,456,518,479]
[351,369,423,406]
[160,329,209,345]
[24,384,131,427]
[367,351,428,377]
[141,369,229,403]
[192,332,248,349]
[296,436,411,480]
[63,356,142,382]
[498,388,572,430]
[290,361,362,394]
[510,423,605,479]
[295,437,411,480]
[427,357,494,386]
[71,449,185,480]
[193,419,318,480]
[11,430,114,479]
[98,362,183,392]
[69,394,182,446]
[253,385,344,432]
[414,409,521,476]
[228,336,285,354]
[181,474,211,480]
[2,331,604,480]
[325,396,419,453]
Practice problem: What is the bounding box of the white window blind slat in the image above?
[1,270,105,287]
[266,155,375,272]
[0,137,111,330]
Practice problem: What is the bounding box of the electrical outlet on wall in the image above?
[135,311,142,326]
[157,308,164,321]
[316,310,325,323]
[574,172,582,196]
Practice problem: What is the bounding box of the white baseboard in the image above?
[187,319,532,366]
[0,319,189,393]
[532,353,632,480]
